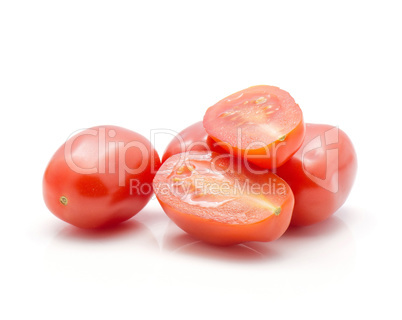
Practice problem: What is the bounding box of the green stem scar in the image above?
[59,196,68,206]
[274,207,281,216]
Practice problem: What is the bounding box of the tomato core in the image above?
[59,196,68,206]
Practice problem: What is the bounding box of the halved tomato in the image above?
[153,151,294,245]
[203,85,305,169]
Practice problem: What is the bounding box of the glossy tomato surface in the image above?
[203,85,305,169]
[276,123,357,226]
[43,125,160,228]
[153,151,294,245]
[162,121,224,163]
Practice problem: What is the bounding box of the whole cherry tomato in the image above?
[203,85,305,169]
[276,123,357,226]
[153,151,294,245]
[162,121,223,163]
[43,125,160,228]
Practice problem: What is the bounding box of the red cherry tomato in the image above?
[153,151,294,245]
[203,85,305,169]
[276,123,357,226]
[43,125,160,228]
[162,121,224,163]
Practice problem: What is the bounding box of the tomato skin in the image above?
[162,121,224,163]
[157,193,294,246]
[154,152,294,246]
[203,85,305,169]
[275,123,357,226]
[43,125,160,228]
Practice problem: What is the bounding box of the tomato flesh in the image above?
[203,85,305,169]
[153,151,294,245]
[276,123,357,226]
[43,125,160,228]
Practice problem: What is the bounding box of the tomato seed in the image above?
[255,97,267,104]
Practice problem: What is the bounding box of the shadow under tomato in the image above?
[284,216,343,239]
[161,221,280,262]
[271,210,357,277]
[161,206,358,263]
[283,207,355,240]
[48,216,160,252]
[56,219,150,242]
[43,217,159,287]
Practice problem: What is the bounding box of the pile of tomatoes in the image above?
[43,85,357,246]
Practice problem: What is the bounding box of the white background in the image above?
[1,1,401,319]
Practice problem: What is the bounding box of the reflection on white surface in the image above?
[158,208,355,295]
[43,203,355,300]
[44,219,159,287]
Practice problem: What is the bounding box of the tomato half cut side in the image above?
[203,85,305,169]
[153,151,294,246]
